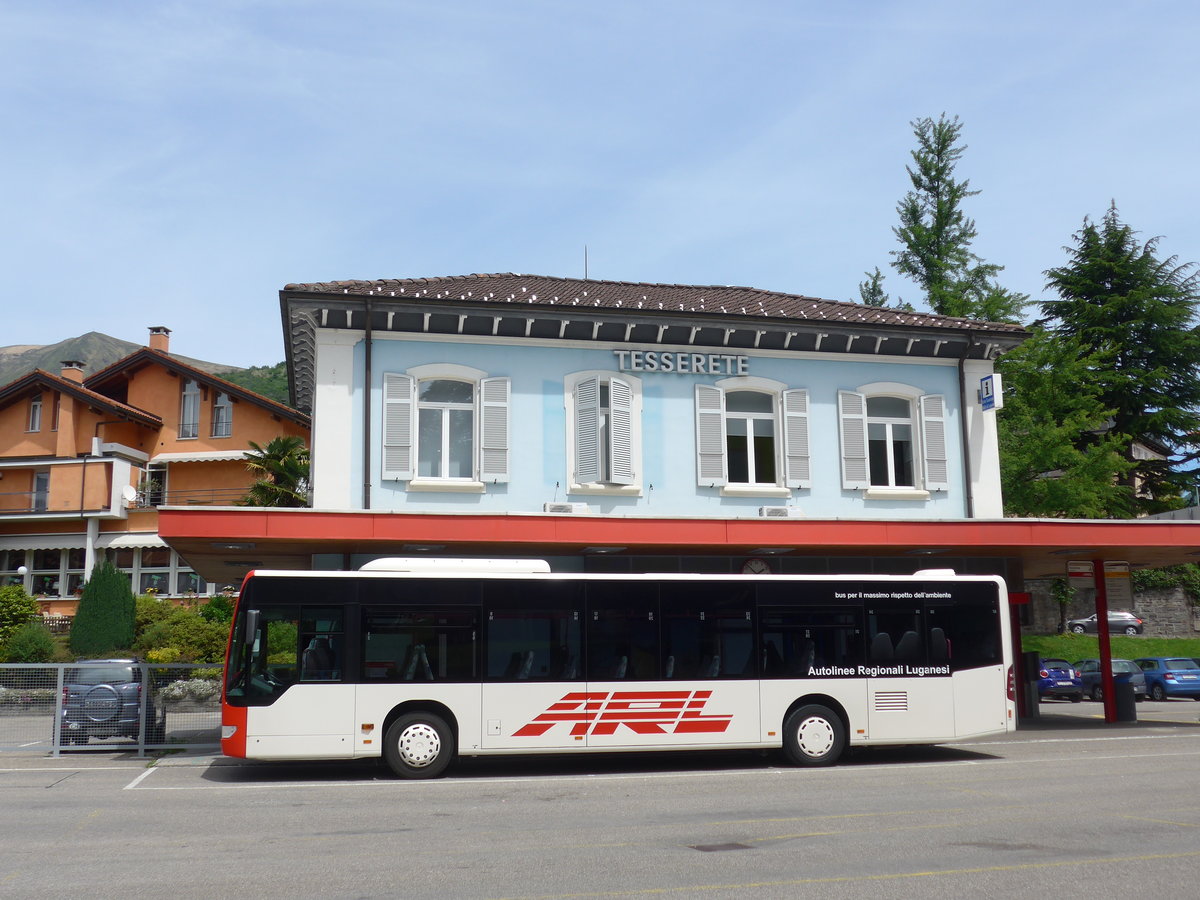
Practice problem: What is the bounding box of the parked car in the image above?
[1065,611,1144,635]
[1133,657,1200,702]
[1074,658,1147,701]
[59,659,165,745]
[1037,658,1083,702]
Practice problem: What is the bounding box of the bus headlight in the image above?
[222,725,238,740]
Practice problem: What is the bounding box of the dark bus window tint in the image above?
[228,604,300,705]
[363,608,477,681]
[360,576,481,607]
[659,582,754,679]
[299,607,343,682]
[867,604,923,663]
[586,582,659,680]
[759,607,863,677]
[485,580,583,681]
[926,596,1001,669]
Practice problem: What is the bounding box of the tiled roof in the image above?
[86,349,309,426]
[283,273,1028,335]
[0,369,162,427]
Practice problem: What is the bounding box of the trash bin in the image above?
[1114,681,1137,722]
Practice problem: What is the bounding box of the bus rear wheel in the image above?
[383,713,454,779]
[783,704,845,767]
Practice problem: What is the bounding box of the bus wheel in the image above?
[783,705,845,767]
[383,713,454,779]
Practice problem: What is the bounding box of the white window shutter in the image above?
[838,390,869,490]
[574,377,601,484]
[694,385,727,486]
[608,377,635,485]
[782,388,811,489]
[382,373,415,481]
[920,393,949,491]
[479,377,510,483]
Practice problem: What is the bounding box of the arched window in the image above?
[838,384,948,493]
[382,366,510,486]
[694,378,809,490]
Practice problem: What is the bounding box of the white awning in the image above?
[0,534,87,551]
[149,450,248,463]
[96,533,167,549]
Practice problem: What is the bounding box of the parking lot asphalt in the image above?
[2,696,1198,772]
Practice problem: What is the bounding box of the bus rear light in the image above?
[1007,665,1015,700]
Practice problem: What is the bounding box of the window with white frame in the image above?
[382,365,510,486]
[27,393,42,432]
[694,378,810,490]
[180,379,201,439]
[838,384,948,493]
[211,391,232,438]
[566,372,640,491]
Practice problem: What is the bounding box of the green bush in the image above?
[198,594,234,624]
[3,620,56,662]
[70,560,135,656]
[136,609,227,663]
[146,646,182,664]
[135,594,173,636]
[0,584,39,647]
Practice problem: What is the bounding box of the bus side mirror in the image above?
[244,609,260,647]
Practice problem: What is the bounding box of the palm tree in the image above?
[241,436,310,507]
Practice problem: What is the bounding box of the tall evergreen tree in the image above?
[889,114,1025,323]
[69,560,135,657]
[1040,204,1200,513]
[997,329,1135,517]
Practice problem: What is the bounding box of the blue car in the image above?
[1074,658,1147,701]
[1134,657,1200,701]
[1037,658,1083,702]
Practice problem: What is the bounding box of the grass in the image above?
[1022,633,1200,662]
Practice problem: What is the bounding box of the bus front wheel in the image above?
[783,705,845,767]
[383,713,454,779]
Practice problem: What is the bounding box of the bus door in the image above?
[238,604,356,758]
[865,600,954,741]
[583,583,759,750]
[481,584,586,751]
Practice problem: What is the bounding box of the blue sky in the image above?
[2,1,1198,367]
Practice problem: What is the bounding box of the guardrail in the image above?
[0,662,221,757]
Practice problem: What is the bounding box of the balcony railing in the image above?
[0,490,51,514]
[137,487,248,507]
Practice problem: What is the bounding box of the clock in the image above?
[741,558,772,575]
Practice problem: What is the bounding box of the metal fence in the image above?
[0,663,221,756]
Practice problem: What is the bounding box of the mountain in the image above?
[0,332,242,387]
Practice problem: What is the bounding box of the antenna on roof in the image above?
[584,245,588,281]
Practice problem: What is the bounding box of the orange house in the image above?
[0,328,309,614]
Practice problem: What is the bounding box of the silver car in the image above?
[1074,658,1147,701]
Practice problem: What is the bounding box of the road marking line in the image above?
[124,766,159,790]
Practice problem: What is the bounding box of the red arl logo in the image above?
[514,690,733,738]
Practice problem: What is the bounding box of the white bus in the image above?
[221,560,1015,777]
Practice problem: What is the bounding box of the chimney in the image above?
[148,326,171,353]
[60,360,85,383]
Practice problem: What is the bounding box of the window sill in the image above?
[407,479,487,493]
[567,483,643,497]
[863,487,931,501]
[719,485,792,498]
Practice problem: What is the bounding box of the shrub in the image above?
[136,609,227,663]
[159,678,221,705]
[135,594,173,637]
[199,594,234,624]
[0,584,40,646]
[146,647,182,664]
[3,620,55,663]
[70,560,135,656]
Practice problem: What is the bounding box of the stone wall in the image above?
[1023,579,1199,637]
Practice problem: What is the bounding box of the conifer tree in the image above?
[69,560,136,657]
[1040,204,1200,512]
